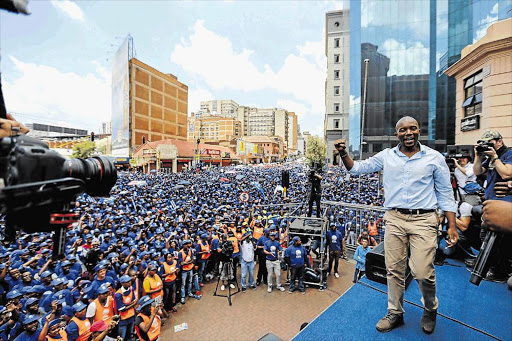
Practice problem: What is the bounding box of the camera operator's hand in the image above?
[494,181,512,197]
[0,114,29,138]
[483,146,498,161]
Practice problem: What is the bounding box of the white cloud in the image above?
[474,3,499,43]
[170,20,326,134]
[188,87,214,114]
[51,0,85,22]
[3,56,110,131]
[381,39,429,76]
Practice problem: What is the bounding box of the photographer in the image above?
[452,156,478,204]
[0,113,29,138]
[217,234,235,291]
[134,296,161,341]
[473,131,512,201]
[307,164,322,218]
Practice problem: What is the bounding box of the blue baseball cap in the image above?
[23,314,39,325]
[119,275,132,283]
[96,284,109,294]
[25,297,39,307]
[6,290,23,299]
[61,306,74,317]
[72,301,87,313]
[137,296,154,312]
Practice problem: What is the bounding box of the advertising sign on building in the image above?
[111,37,130,157]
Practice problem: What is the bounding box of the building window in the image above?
[463,70,483,117]
[142,136,146,144]
[334,54,340,63]
[334,38,340,48]
[334,119,340,129]
[334,103,340,112]
[334,86,340,96]
[334,70,340,79]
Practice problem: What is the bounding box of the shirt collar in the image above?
[393,142,426,157]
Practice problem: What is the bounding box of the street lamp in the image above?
[358,58,370,200]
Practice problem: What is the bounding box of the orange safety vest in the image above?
[135,311,161,341]
[46,330,68,341]
[144,275,164,299]
[253,226,264,240]
[280,228,288,247]
[368,221,378,236]
[163,261,178,282]
[179,249,194,271]
[116,288,135,320]
[228,236,239,254]
[93,297,115,325]
[70,317,91,341]
[199,241,211,260]
[133,278,141,300]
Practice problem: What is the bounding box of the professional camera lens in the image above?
[63,156,117,197]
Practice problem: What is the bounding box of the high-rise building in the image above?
[188,113,242,144]
[325,10,350,164]
[287,112,298,151]
[199,100,239,118]
[340,0,511,159]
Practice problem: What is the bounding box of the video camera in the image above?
[0,134,117,257]
[475,141,494,153]
[445,145,474,173]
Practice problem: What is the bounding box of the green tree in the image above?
[305,136,326,167]
[72,140,96,158]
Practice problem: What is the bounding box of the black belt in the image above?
[394,208,435,215]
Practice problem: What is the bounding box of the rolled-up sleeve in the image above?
[348,151,384,176]
[433,156,457,213]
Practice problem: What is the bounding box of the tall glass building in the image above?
[344,0,512,158]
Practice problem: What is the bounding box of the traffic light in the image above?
[90,132,95,141]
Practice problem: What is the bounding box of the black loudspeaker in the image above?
[365,242,413,288]
[281,170,290,188]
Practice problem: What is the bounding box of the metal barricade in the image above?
[323,200,387,256]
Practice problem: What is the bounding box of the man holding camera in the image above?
[307,164,322,218]
[334,116,458,335]
[473,131,512,202]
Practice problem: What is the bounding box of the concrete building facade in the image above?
[325,10,350,165]
[445,18,512,146]
[189,113,242,144]
[129,58,188,154]
[199,99,239,118]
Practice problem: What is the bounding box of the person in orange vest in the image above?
[178,240,195,304]
[143,263,164,301]
[252,219,264,243]
[115,275,139,341]
[227,230,240,279]
[161,252,179,313]
[368,217,379,237]
[85,284,115,326]
[195,234,210,286]
[134,296,161,341]
[66,302,91,341]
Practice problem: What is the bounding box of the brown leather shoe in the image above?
[376,312,404,332]
[421,309,437,334]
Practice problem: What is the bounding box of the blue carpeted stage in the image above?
[294,260,512,341]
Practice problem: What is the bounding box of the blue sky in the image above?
[1,0,343,135]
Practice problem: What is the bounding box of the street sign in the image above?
[239,192,250,202]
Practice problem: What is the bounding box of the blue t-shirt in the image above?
[14,329,42,341]
[285,245,306,268]
[264,240,281,261]
[327,230,342,251]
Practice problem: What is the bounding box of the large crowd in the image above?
[0,163,385,341]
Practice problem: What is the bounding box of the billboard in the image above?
[111,37,130,157]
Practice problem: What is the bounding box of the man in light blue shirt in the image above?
[335,116,458,335]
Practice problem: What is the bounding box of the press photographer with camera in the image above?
[307,163,322,218]
[473,131,512,201]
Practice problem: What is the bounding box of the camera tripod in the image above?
[213,259,240,306]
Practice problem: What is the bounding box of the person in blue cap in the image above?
[90,265,115,300]
[134,296,161,341]
[13,314,40,341]
[264,232,285,292]
[177,240,194,305]
[284,237,307,295]
[115,275,138,341]
[66,302,91,341]
[255,228,270,286]
[195,234,210,287]
[39,317,67,341]
[326,223,343,278]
